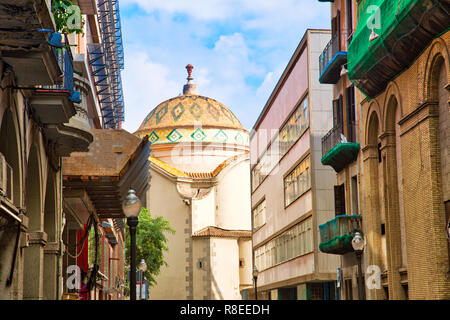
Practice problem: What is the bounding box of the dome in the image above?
[136,94,244,132]
[135,65,248,147]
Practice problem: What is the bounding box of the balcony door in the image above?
[334,184,346,216]
[346,85,356,142]
[331,10,341,54]
[333,95,344,133]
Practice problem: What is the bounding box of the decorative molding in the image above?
[28,231,48,246]
[398,101,439,137]
[44,241,60,255]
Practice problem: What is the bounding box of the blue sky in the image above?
[119,0,331,133]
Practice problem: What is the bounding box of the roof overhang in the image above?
[63,130,151,219]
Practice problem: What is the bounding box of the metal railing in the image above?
[319,215,362,245]
[321,121,357,157]
[39,35,80,102]
[319,30,353,77]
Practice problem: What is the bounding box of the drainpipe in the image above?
[57,157,63,300]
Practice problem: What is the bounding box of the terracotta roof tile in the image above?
[150,154,245,179]
[192,226,251,239]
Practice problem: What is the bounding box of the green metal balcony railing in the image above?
[321,121,360,172]
[319,215,362,255]
[348,0,450,98]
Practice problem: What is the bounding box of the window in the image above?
[255,218,313,271]
[346,0,354,44]
[251,95,309,192]
[252,199,266,230]
[378,143,382,163]
[309,283,324,300]
[284,156,311,207]
[346,86,356,142]
[345,279,353,300]
[333,95,344,129]
[351,176,359,214]
[446,201,450,270]
[331,11,341,53]
[334,184,346,216]
[402,284,409,300]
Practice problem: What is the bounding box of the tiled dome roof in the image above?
[134,65,248,146]
[136,94,244,133]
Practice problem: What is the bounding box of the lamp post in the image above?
[138,259,147,300]
[351,231,365,300]
[123,189,142,300]
[253,265,259,300]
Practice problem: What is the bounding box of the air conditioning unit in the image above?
[0,152,13,202]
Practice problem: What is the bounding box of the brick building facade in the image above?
[361,32,450,300]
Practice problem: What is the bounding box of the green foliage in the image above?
[125,208,175,288]
[52,0,85,35]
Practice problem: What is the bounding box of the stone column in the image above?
[23,231,47,300]
[362,144,386,300]
[44,242,60,300]
[11,213,29,300]
[379,131,406,300]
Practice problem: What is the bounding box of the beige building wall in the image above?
[147,169,190,299]
[252,131,312,247]
[251,31,337,297]
[147,154,252,300]
[192,238,210,299]
[210,238,241,299]
[238,239,253,290]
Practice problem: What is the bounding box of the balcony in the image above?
[319,215,362,255]
[30,42,82,125]
[319,31,350,84]
[348,0,450,98]
[0,0,63,86]
[321,121,359,173]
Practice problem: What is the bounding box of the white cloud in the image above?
[121,51,180,132]
[120,0,232,20]
[119,1,331,131]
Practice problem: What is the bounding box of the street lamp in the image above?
[123,189,142,300]
[138,259,147,300]
[351,231,365,300]
[253,265,259,300]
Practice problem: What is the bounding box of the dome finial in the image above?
[183,64,198,95]
[186,64,194,80]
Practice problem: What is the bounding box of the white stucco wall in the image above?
[215,158,252,231]
[192,189,215,234]
[210,238,242,299]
